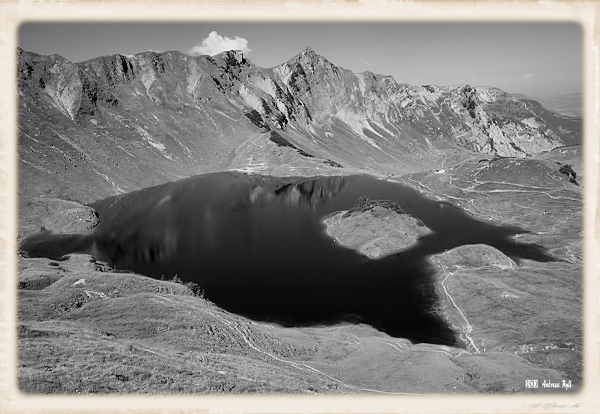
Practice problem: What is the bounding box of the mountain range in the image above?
[17,46,581,205]
[511,92,582,118]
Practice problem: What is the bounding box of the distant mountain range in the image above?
[17,46,582,202]
[511,92,582,118]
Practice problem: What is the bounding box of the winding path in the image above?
[440,270,480,353]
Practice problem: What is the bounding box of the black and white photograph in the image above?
[2,1,597,412]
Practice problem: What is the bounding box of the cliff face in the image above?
[17,46,579,203]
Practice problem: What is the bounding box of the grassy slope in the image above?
[18,253,570,394]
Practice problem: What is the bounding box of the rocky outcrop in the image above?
[17,48,83,120]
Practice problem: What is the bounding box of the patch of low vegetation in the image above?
[323,159,343,168]
[558,163,578,185]
[296,148,314,158]
[244,110,270,131]
[268,131,314,158]
[268,131,296,149]
[92,259,134,274]
[342,196,405,218]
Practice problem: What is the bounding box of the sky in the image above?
[19,22,582,98]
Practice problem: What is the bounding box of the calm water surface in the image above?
[21,172,553,346]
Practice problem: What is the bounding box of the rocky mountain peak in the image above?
[299,46,316,56]
[213,49,247,66]
[286,46,330,67]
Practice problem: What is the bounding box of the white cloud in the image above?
[523,73,535,80]
[364,61,374,68]
[188,31,251,56]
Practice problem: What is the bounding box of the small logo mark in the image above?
[526,379,538,389]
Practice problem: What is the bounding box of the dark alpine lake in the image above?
[20,172,554,346]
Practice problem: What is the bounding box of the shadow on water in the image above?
[19,172,556,346]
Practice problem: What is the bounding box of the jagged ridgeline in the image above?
[17,46,580,202]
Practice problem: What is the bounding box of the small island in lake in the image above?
[323,196,432,259]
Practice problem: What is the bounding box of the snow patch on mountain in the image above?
[134,125,173,160]
[520,117,540,128]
